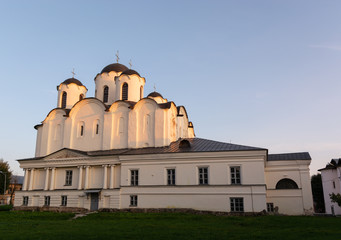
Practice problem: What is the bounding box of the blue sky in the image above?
[1,1,341,175]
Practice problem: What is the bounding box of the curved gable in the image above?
[43,108,69,123]
[69,98,107,119]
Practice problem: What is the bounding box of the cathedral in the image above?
[14,60,313,215]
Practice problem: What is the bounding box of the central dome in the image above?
[101,63,128,74]
[62,78,84,87]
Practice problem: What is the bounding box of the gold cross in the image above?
[129,59,132,69]
[116,50,120,63]
[154,84,156,92]
[71,68,76,78]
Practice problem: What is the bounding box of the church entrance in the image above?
[90,193,99,211]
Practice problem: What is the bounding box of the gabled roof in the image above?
[318,158,341,171]
[268,152,311,161]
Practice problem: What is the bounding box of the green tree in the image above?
[0,159,12,195]
[311,174,325,213]
[330,193,341,207]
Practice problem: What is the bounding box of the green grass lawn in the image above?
[0,211,340,239]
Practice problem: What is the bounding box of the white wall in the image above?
[321,168,341,215]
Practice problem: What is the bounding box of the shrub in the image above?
[0,205,13,211]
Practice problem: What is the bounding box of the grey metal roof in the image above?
[268,152,311,161]
[88,138,266,156]
[18,138,266,161]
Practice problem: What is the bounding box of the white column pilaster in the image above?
[50,168,56,190]
[28,168,34,190]
[103,165,108,189]
[44,168,50,191]
[110,165,115,189]
[23,169,28,191]
[85,166,90,189]
[78,166,83,190]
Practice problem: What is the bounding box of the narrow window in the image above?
[80,125,84,136]
[140,86,143,99]
[23,196,28,206]
[130,195,138,207]
[65,170,73,186]
[230,166,241,184]
[44,196,50,206]
[230,198,244,212]
[122,83,128,100]
[167,169,176,185]
[333,181,336,189]
[61,196,67,206]
[198,167,208,185]
[79,94,84,101]
[131,170,139,186]
[103,86,109,103]
[267,203,274,212]
[96,124,99,135]
[61,92,67,108]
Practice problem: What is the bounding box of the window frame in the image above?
[61,195,67,206]
[230,197,244,212]
[23,196,28,206]
[130,169,139,186]
[167,168,176,185]
[61,91,67,108]
[267,203,274,212]
[198,167,209,185]
[103,86,109,103]
[230,166,241,185]
[65,170,73,186]
[122,83,128,100]
[130,195,138,207]
[44,196,51,206]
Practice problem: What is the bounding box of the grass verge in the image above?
[0,211,340,239]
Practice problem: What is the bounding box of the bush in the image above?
[0,205,13,211]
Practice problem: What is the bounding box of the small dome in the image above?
[120,69,141,77]
[62,78,84,87]
[101,63,129,74]
[147,91,163,98]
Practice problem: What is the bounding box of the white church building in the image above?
[14,61,313,215]
[319,159,341,215]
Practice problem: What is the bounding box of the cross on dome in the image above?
[71,68,76,78]
[116,50,120,63]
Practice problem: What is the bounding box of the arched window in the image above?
[80,125,84,136]
[103,86,109,103]
[275,178,298,189]
[122,83,128,100]
[140,86,143,99]
[93,119,100,136]
[61,92,67,108]
[79,94,84,101]
[78,122,85,137]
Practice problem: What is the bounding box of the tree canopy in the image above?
[0,159,12,194]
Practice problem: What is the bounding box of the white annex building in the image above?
[319,159,341,215]
[14,61,313,215]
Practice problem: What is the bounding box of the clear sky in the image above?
[0,0,341,176]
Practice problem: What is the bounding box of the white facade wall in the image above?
[320,168,341,215]
[265,160,313,215]
[35,96,192,157]
[15,150,270,212]
[57,83,87,109]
